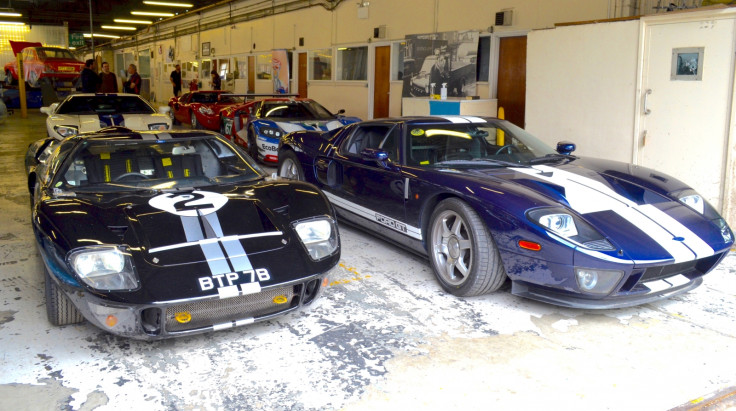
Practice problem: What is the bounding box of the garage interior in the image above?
[1,1,735,409]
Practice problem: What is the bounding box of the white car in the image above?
[40,93,171,139]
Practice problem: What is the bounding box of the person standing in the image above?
[210,70,221,90]
[123,64,141,94]
[79,59,99,93]
[98,61,118,93]
[170,64,182,97]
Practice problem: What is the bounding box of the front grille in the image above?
[165,286,295,332]
[638,253,723,284]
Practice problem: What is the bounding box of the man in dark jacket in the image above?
[170,64,181,97]
[80,59,99,93]
[122,64,142,94]
[98,61,118,93]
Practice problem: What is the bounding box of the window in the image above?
[391,41,405,81]
[341,124,394,158]
[476,36,490,82]
[337,46,367,81]
[138,49,151,78]
[257,53,271,79]
[309,49,332,80]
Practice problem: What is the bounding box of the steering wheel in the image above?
[495,144,516,155]
[114,172,150,181]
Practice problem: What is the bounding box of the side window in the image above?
[340,125,392,157]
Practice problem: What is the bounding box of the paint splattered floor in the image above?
[1,112,734,410]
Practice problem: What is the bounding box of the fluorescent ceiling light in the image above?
[101,25,136,30]
[143,1,193,7]
[0,21,25,25]
[114,19,152,25]
[83,33,121,39]
[131,11,174,17]
[0,12,21,17]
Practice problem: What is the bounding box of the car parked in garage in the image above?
[219,97,360,164]
[40,93,171,139]
[277,115,733,308]
[168,90,243,130]
[27,128,339,339]
[4,41,84,88]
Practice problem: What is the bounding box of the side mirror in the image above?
[361,148,389,162]
[556,141,576,155]
[40,103,58,115]
[158,106,171,114]
[337,109,346,115]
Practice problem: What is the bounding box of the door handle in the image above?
[643,89,652,115]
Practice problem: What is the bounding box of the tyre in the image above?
[428,198,506,297]
[247,126,259,161]
[44,267,84,326]
[5,70,16,85]
[219,115,227,136]
[170,108,179,125]
[278,150,304,180]
[190,111,202,129]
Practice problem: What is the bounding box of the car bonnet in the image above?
[470,163,729,265]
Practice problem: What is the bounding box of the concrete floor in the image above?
[1,111,735,411]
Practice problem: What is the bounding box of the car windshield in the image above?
[56,95,156,115]
[260,100,335,120]
[56,135,265,192]
[36,48,77,60]
[191,93,221,103]
[406,119,559,168]
[217,95,244,104]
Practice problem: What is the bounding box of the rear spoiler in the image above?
[9,41,43,55]
[221,93,300,99]
[227,94,301,134]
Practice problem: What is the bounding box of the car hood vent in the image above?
[107,225,128,240]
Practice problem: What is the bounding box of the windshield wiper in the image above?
[529,153,576,165]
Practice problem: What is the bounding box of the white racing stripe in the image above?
[325,192,422,240]
[512,165,714,263]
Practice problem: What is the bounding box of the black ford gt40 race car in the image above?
[27,127,339,339]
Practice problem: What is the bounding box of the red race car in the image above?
[168,90,244,130]
[219,96,361,163]
[4,41,84,88]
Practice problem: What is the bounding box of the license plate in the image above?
[58,66,75,72]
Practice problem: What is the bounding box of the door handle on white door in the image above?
[643,89,652,115]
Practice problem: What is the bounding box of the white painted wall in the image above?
[526,20,640,162]
[113,0,615,110]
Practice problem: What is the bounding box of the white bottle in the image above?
[440,83,447,100]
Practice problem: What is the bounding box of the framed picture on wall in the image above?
[202,42,211,57]
[671,47,704,81]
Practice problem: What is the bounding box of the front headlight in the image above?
[678,191,705,214]
[259,126,284,139]
[67,246,139,291]
[148,123,169,131]
[54,125,78,137]
[715,218,733,244]
[198,106,214,116]
[294,218,339,261]
[527,207,615,251]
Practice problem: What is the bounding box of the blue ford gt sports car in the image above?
[277,116,733,308]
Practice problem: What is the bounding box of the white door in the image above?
[639,17,735,210]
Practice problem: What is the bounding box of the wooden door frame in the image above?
[488,30,530,101]
[367,41,391,120]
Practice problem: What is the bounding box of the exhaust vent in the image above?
[495,10,513,26]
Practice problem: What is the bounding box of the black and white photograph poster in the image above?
[402,30,479,98]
